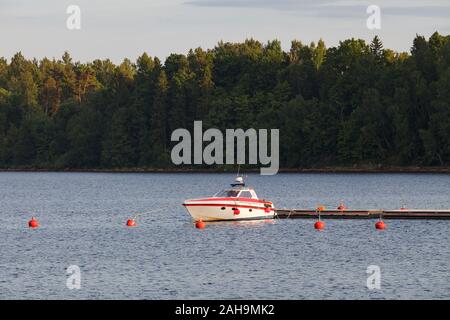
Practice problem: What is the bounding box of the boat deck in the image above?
[275,209,450,220]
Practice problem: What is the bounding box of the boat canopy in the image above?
[231,176,245,187]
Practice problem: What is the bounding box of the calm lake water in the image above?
[0,172,449,299]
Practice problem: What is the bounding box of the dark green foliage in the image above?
[0,34,449,169]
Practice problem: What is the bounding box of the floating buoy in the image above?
[126,219,136,227]
[195,220,206,229]
[400,206,408,211]
[375,220,386,230]
[337,202,347,211]
[317,206,326,212]
[233,208,240,215]
[314,220,325,230]
[28,217,39,229]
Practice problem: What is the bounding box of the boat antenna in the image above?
[231,165,245,187]
[237,164,248,183]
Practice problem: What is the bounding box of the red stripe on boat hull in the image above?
[183,203,273,211]
[190,197,272,204]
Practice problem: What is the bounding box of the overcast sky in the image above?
[1,0,449,63]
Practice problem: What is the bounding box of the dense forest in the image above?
[0,33,449,169]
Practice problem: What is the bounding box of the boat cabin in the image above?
[214,188,258,199]
[213,176,258,199]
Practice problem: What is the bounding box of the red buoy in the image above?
[337,202,347,211]
[195,220,206,229]
[28,217,39,229]
[126,219,136,227]
[314,221,325,230]
[233,208,240,215]
[375,221,386,230]
[317,206,326,212]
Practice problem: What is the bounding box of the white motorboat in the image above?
[183,176,275,221]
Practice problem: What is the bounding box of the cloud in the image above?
[184,0,450,18]
[185,0,332,10]
[385,6,450,18]
[184,0,365,18]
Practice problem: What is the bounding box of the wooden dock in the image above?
[275,209,450,220]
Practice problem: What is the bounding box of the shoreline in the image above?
[0,167,449,174]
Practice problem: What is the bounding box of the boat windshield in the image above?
[214,189,240,198]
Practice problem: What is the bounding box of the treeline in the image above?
[0,33,449,169]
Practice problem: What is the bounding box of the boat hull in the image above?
[183,198,275,221]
